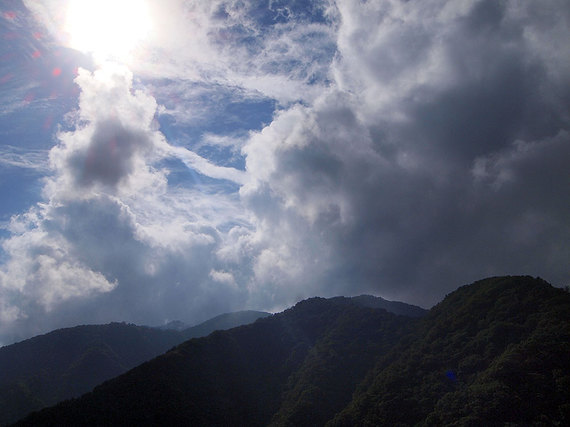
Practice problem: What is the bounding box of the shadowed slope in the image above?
[330,276,570,425]
[15,298,413,426]
[0,311,271,425]
[13,276,569,426]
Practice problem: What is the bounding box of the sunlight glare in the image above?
[65,0,152,61]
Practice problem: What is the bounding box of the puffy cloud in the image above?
[240,0,570,306]
[0,63,250,343]
[209,270,237,288]
[3,0,568,343]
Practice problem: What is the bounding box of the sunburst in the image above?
[65,0,152,62]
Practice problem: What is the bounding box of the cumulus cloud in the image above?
[0,63,250,343]
[3,0,569,344]
[239,0,570,305]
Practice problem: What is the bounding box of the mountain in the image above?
[331,276,570,425]
[0,323,182,426]
[153,311,272,336]
[13,298,413,426]
[0,311,270,425]
[181,310,272,340]
[347,294,427,317]
[13,276,570,426]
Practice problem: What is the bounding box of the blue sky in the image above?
[0,0,569,345]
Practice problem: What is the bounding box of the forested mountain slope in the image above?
[0,323,182,425]
[14,276,570,426]
[331,276,570,425]
[0,311,270,425]
[15,298,413,426]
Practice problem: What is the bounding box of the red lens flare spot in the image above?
[32,50,41,59]
[52,67,62,77]
[3,11,16,20]
[43,116,54,130]
[33,32,43,40]
[24,93,35,103]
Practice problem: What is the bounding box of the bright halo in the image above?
[65,0,152,61]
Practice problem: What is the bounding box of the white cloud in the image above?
[4,0,568,343]
[24,0,337,105]
[0,204,117,312]
[209,269,237,288]
[0,61,254,342]
[164,143,247,185]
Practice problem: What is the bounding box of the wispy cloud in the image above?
[2,0,568,345]
[0,145,50,171]
[164,143,247,185]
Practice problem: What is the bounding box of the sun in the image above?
[65,0,152,61]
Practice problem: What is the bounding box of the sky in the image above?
[0,0,568,345]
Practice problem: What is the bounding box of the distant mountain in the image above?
[346,294,427,317]
[153,311,272,335]
[0,310,270,425]
[14,276,570,426]
[181,310,272,340]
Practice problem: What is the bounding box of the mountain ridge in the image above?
[13,276,570,426]
[1,298,420,425]
[0,310,273,425]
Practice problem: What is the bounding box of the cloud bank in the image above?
[1,0,568,344]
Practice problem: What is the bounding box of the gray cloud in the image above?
[69,120,152,189]
[240,0,570,306]
[1,0,568,345]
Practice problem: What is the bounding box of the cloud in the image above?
[0,145,49,171]
[3,0,568,343]
[209,269,237,288]
[0,204,117,312]
[165,144,247,185]
[239,0,570,305]
[24,0,337,105]
[0,63,251,343]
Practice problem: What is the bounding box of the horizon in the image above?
[3,275,558,347]
[1,289,431,347]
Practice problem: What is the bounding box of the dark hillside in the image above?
[330,276,570,425]
[0,310,270,425]
[13,276,570,426]
[15,298,414,426]
[0,323,182,425]
[348,294,427,317]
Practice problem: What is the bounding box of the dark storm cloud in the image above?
[242,0,570,306]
